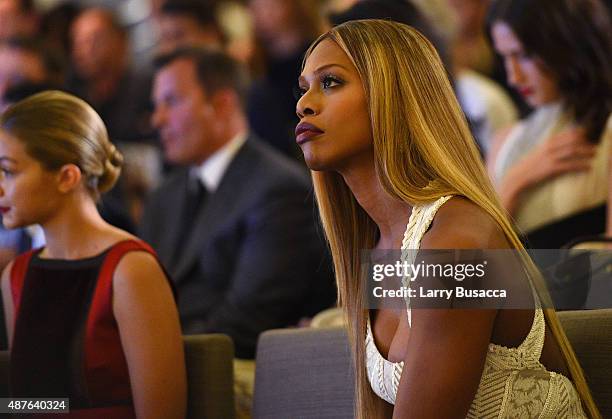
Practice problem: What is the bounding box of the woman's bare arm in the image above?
[113,251,187,419]
[494,127,595,216]
[393,198,507,418]
[393,307,496,419]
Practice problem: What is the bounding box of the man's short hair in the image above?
[154,46,249,106]
[3,81,57,104]
[160,0,223,39]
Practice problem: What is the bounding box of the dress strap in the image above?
[85,238,159,340]
[96,240,157,289]
[514,291,546,361]
[10,249,38,318]
[400,196,454,327]
[402,196,454,250]
[84,239,163,403]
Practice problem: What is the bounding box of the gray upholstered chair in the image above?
[558,309,612,418]
[252,327,354,419]
[253,309,612,418]
[0,334,235,419]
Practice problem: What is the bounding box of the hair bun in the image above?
[107,143,124,168]
[97,143,124,194]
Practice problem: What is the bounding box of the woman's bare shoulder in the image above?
[105,226,139,243]
[422,196,511,249]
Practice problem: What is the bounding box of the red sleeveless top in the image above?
[9,240,164,419]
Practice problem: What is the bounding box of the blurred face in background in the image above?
[491,21,560,107]
[249,0,296,40]
[71,9,126,80]
[157,13,222,54]
[447,0,488,37]
[152,58,221,165]
[0,0,37,41]
[0,45,46,105]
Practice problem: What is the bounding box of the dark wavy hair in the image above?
[486,0,612,142]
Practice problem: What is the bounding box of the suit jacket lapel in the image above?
[172,140,256,281]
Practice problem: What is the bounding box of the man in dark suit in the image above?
[141,47,335,358]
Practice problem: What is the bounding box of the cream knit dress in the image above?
[365,196,587,418]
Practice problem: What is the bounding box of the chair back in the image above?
[184,333,235,419]
[558,309,612,418]
[0,334,236,419]
[253,327,354,419]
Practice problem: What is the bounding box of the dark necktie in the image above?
[176,177,208,250]
[183,179,208,227]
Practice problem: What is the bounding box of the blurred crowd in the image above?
[0,0,540,234]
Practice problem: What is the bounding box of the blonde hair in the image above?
[305,20,600,419]
[0,90,123,198]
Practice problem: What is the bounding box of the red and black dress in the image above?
[9,240,168,419]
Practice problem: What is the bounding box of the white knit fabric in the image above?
[493,108,610,233]
[365,196,587,417]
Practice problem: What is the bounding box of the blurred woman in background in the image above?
[486,0,612,248]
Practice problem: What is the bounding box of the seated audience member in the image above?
[0,37,64,111]
[39,1,81,62]
[296,19,599,418]
[67,7,154,145]
[0,0,38,41]
[68,7,162,225]
[155,0,224,54]
[447,0,495,77]
[141,47,335,359]
[246,0,325,159]
[0,91,186,418]
[0,80,136,255]
[486,0,611,248]
[444,0,519,154]
[0,81,135,353]
[329,0,517,156]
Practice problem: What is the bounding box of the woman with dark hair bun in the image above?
[0,91,186,418]
[486,0,612,248]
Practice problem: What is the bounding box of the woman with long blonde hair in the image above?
[296,19,600,418]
